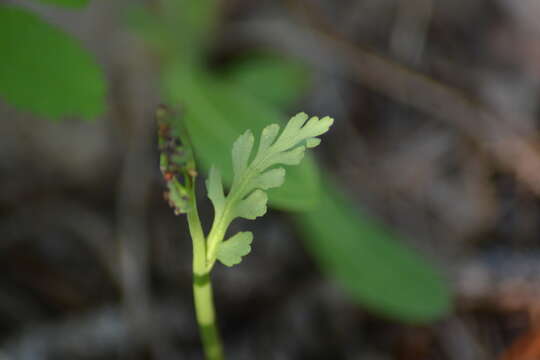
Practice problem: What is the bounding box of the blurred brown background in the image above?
[2,0,540,359]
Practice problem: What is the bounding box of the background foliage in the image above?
[0,4,104,119]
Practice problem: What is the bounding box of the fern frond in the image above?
[205,112,333,267]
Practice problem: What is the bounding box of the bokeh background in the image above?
[2,0,540,359]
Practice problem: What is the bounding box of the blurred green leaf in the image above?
[164,63,449,321]
[127,0,217,62]
[33,0,89,7]
[0,5,105,120]
[297,185,450,322]
[164,65,322,210]
[152,0,450,321]
[225,55,310,108]
[126,6,168,53]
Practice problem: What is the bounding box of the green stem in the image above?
[187,185,224,360]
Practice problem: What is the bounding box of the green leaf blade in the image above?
[271,114,333,157]
[225,55,309,108]
[231,130,254,184]
[306,138,321,148]
[253,167,286,190]
[302,116,335,138]
[255,124,280,161]
[233,190,268,220]
[217,231,253,267]
[206,166,225,216]
[273,112,309,151]
[261,146,306,169]
[297,185,450,323]
[0,5,106,120]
